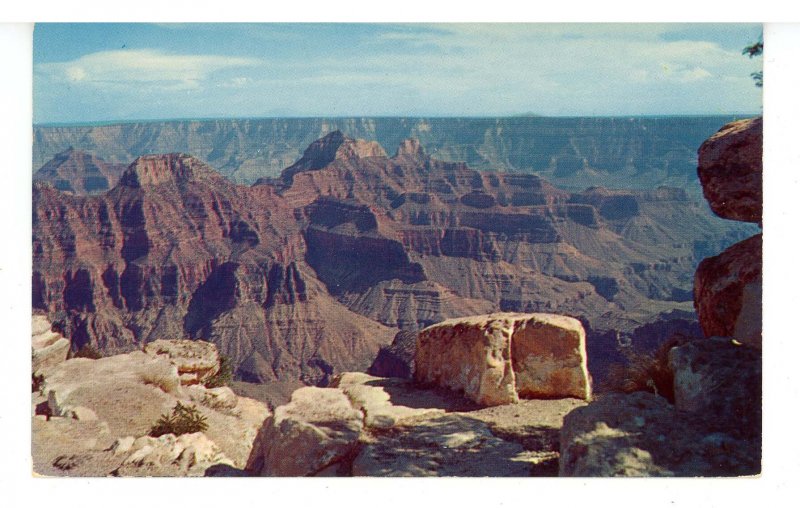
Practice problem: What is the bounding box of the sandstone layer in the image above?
[415,313,591,405]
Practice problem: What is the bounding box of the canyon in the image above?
[34,116,746,193]
[33,124,754,386]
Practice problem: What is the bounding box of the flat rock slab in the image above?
[415,312,591,406]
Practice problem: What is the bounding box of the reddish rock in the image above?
[33,134,753,385]
[694,234,762,347]
[697,117,762,223]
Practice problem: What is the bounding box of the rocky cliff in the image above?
[34,116,745,192]
[33,132,754,385]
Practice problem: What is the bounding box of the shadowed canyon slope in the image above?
[34,116,746,192]
[33,131,754,384]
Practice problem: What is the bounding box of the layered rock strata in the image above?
[415,313,591,406]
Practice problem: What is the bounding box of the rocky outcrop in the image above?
[669,337,761,440]
[694,234,762,347]
[368,329,417,379]
[144,339,220,386]
[693,116,762,348]
[560,337,761,477]
[559,391,759,476]
[32,315,70,375]
[697,117,763,224]
[415,313,591,406]
[246,386,364,476]
[247,372,587,477]
[33,341,270,476]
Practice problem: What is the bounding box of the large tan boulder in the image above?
[694,234,762,348]
[245,387,364,476]
[32,315,70,375]
[144,339,220,386]
[697,117,762,223]
[415,312,591,406]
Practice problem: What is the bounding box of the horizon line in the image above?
[33,112,762,128]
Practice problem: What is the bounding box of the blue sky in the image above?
[33,23,763,124]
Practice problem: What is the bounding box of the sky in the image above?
[32,23,763,124]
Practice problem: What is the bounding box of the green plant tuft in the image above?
[204,354,233,388]
[149,402,209,437]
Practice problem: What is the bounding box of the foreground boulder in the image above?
[559,337,761,477]
[144,339,220,386]
[246,386,364,476]
[669,337,761,441]
[32,315,69,375]
[694,234,762,348]
[367,329,417,379]
[415,313,591,406]
[697,117,762,224]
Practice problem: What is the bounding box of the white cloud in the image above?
[37,49,262,89]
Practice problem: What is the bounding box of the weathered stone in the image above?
[694,234,762,348]
[246,387,364,476]
[559,392,759,477]
[697,117,762,223]
[415,312,590,406]
[32,315,70,375]
[144,339,220,386]
[331,372,444,429]
[35,349,268,472]
[112,432,233,477]
[669,337,761,440]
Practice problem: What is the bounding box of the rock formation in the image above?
[33,132,754,385]
[33,147,126,195]
[558,117,763,477]
[32,325,270,476]
[32,314,70,375]
[246,372,587,477]
[415,313,591,405]
[695,117,763,348]
[697,117,762,224]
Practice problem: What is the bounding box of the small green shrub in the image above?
[204,354,233,388]
[73,344,103,360]
[149,402,208,437]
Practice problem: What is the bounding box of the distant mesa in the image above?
[33,147,126,195]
